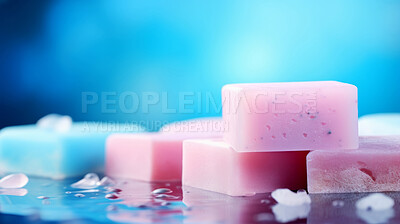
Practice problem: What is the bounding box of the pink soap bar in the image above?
[182,139,308,196]
[222,81,358,152]
[106,130,222,182]
[307,136,400,193]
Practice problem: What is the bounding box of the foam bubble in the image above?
[271,188,311,206]
[356,193,394,211]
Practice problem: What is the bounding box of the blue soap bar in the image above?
[0,122,144,179]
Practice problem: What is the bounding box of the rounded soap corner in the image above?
[182,139,197,148]
[342,82,358,92]
[306,150,318,162]
[221,83,244,93]
[221,83,233,91]
[106,133,121,144]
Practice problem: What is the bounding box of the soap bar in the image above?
[307,136,400,193]
[0,122,143,179]
[182,139,308,196]
[359,113,400,136]
[222,81,358,152]
[106,129,222,182]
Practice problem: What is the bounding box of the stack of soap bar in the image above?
[106,118,223,182]
[307,136,400,193]
[359,113,400,136]
[222,81,358,152]
[0,115,144,179]
[182,139,308,196]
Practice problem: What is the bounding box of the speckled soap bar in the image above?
[307,136,400,193]
[222,81,358,152]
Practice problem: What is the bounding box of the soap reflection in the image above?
[272,203,310,223]
[0,188,28,196]
[182,185,277,223]
[107,180,185,223]
[2,177,400,223]
[307,193,400,224]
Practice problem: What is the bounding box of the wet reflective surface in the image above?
[0,177,400,223]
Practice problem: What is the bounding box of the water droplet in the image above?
[297,189,307,194]
[105,194,119,200]
[74,193,85,198]
[152,188,172,194]
[0,173,29,188]
[332,200,345,207]
[106,205,118,211]
[261,199,270,204]
[161,201,171,206]
[99,176,116,186]
[37,196,49,200]
[155,194,179,199]
[71,173,100,189]
[105,187,122,193]
[72,189,100,193]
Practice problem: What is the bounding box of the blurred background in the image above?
[0,0,399,131]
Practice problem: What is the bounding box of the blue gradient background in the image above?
[1,0,399,130]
